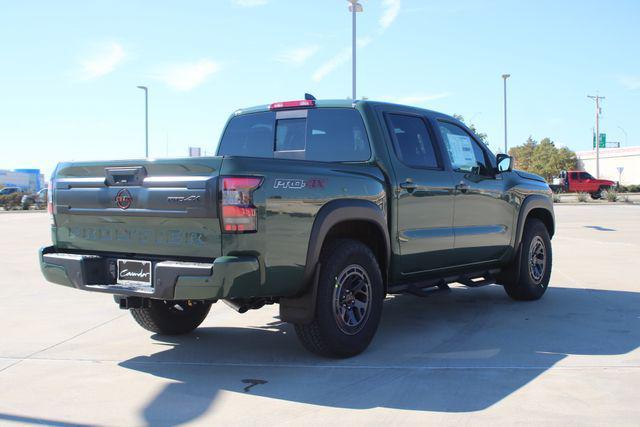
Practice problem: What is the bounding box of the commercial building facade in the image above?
[576,146,640,185]
[0,169,44,192]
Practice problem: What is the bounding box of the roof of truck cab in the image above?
[233,99,455,121]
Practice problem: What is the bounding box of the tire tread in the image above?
[502,218,552,301]
[130,300,211,335]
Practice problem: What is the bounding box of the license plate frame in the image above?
[117,259,152,287]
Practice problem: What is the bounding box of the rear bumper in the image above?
[39,246,261,300]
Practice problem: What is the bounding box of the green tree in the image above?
[509,137,577,180]
[453,114,488,145]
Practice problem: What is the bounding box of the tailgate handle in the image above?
[105,167,147,186]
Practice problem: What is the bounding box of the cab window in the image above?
[438,121,491,175]
[275,118,306,159]
[217,108,371,162]
[217,112,275,158]
[578,172,592,180]
[304,108,371,162]
[386,114,440,169]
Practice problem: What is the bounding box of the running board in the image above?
[388,268,501,296]
[407,283,450,297]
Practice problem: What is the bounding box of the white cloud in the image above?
[312,37,372,82]
[381,93,450,105]
[380,0,401,29]
[153,59,220,91]
[232,0,267,6]
[79,42,126,80]
[619,75,640,90]
[277,45,320,65]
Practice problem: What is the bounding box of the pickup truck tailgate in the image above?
[52,158,223,258]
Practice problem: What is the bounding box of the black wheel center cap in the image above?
[344,293,355,306]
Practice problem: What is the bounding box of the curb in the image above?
[553,202,639,206]
[0,210,47,214]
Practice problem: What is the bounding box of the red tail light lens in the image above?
[220,177,262,233]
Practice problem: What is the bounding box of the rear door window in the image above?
[386,114,440,169]
[218,108,371,162]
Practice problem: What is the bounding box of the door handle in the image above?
[400,181,417,192]
[455,182,470,193]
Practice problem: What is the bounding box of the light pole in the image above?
[587,94,605,178]
[347,0,363,100]
[501,74,510,154]
[137,86,149,158]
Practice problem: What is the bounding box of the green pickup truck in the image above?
[40,98,554,358]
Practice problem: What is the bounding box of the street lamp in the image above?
[137,86,149,158]
[501,74,510,154]
[347,0,363,100]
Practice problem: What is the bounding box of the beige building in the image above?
[576,146,640,185]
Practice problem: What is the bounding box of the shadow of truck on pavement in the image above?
[119,286,639,424]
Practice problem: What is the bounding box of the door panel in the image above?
[397,172,456,273]
[384,113,456,275]
[437,120,515,265]
[450,173,514,264]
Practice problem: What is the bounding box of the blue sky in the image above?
[1,0,639,178]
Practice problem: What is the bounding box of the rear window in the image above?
[216,112,275,158]
[217,108,371,162]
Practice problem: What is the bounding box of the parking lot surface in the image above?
[0,205,639,426]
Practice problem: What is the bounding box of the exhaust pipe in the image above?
[223,298,267,313]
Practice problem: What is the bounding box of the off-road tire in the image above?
[294,239,384,358]
[130,300,212,335]
[501,218,552,301]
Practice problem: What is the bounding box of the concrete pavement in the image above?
[0,206,639,426]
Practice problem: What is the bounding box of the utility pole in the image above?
[587,94,605,178]
[137,86,149,158]
[347,1,363,100]
[502,74,510,154]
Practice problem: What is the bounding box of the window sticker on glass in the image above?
[445,134,475,170]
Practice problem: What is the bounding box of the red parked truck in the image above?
[549,170,616,199]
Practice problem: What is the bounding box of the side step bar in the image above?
[407,283,450,297]
[388,268,501,296]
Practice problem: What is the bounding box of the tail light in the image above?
[47,180,54,215]
[220,177,262,233]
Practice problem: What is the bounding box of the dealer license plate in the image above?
[117,259,152,287]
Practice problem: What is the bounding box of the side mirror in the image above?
[496,154,513,173]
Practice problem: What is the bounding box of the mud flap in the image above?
[279,263,321,324]
[496,243,523,286]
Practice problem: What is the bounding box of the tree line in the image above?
[508,137,577,181]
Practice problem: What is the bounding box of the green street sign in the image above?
[593,133,606,148]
